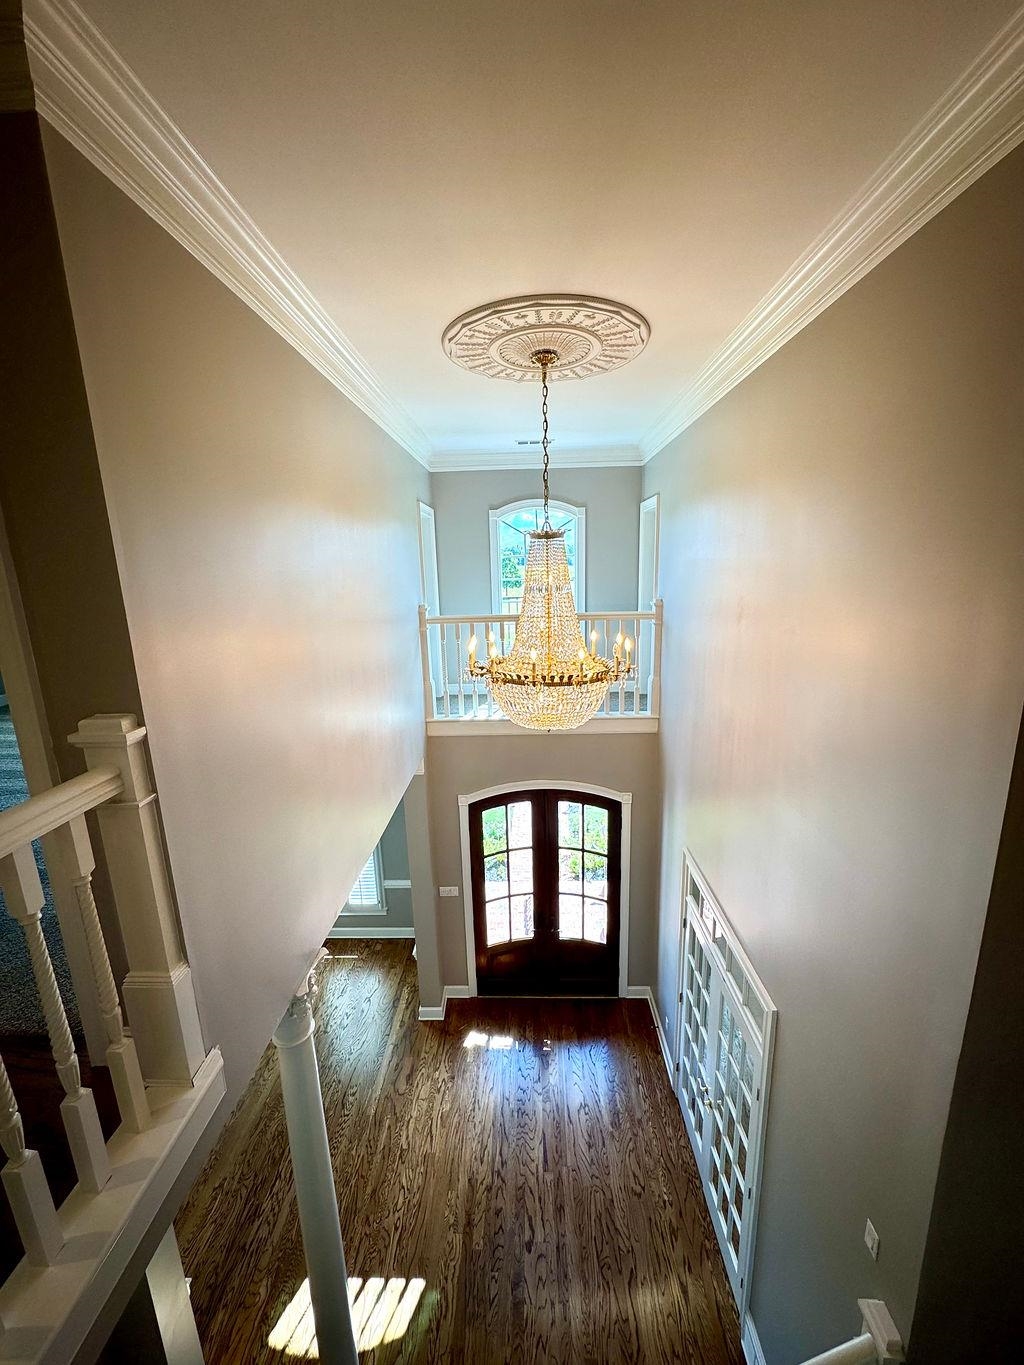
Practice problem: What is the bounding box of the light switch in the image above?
[438,886,460,898]
[864,1218,880,1261]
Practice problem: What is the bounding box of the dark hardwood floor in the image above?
[175,940,742,1364]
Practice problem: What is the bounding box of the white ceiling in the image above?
[66,0,1023,463]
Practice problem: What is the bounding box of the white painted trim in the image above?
[327,925,415,939]
[457,781,632,998]
[431,446,643,472]
[0,509,109,1064]
[488,499,586,613]
[640,5,1024,459]
[742,1312,768,1365]
[0,1047,226,1363]
[417,983,471,1022]
[427,717,658,736]
[22,0,430,466]
[637,493,661,607]
[626,986,673,1080]
[383,879,413,890]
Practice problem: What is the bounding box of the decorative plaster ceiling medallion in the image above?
[442,294,650,382]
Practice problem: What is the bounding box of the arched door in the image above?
[468,788,621,996]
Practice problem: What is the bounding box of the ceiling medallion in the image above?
[442,294,650,382]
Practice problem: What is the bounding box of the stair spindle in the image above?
[0,1048,64,1266]
[0,846,111,1194]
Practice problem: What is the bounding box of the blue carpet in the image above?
[0,708,82,1038]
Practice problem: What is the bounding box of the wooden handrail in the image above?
[0,767,123,858]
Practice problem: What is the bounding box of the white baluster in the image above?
[617,615,626,715]
[1,1048,64,1265]
[440,623,451,719]
[0,846,110,1194]
[455,621,464,719]
[645,616,655,717]
[55,816,150,1132]
[601,618,611,716]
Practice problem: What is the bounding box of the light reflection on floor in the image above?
[267,1275,426,1358]
[462,1029,515,1050]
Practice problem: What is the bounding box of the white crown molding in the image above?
[641,5,1024,461]
[22,0,431,466]
[429,444,644,473]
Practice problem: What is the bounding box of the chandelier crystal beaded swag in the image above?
[443,295,650,731]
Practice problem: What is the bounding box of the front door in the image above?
[469,789,621,996]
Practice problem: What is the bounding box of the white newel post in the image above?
[68,716,205,1087]
[273,981,358,1365]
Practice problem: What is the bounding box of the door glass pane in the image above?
[558,848,582,894]
[558,894,583,939]
[486,897,510,946]
[508,849,533,897]
[510,894,534,941]
[482,806,507,855]
[558,800,582,849]
[584,851,608,899]
[583,805,608,853]
[507,801,532,849]
[484,852,508,900]
[584,898,607,944]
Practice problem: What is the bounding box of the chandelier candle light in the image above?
[466,349,632,730]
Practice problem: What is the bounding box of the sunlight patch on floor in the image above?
[267,1275,426,1357]
[463,1029,515,1050]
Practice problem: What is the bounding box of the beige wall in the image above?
[42,127,431,1105]
[430,466,642,615]
[643,145,1024,1360]
[425,732,661,990]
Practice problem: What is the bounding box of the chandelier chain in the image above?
[541,363,550,525]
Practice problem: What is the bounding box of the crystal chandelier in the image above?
[466,349,633,730]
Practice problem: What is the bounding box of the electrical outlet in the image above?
[864,1218,880,1261]
[438,886,460,898]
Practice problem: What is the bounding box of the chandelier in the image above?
[466,349,633,730]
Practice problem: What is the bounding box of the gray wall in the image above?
[332,799,414,933]
[43,126,431,1107]
[430,466,642,615]
[425,732,661,990]
[642,144,1024,1361]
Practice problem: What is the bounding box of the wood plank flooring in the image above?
[175,941,742,1364]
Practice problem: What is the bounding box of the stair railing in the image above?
[0,713,204,1269]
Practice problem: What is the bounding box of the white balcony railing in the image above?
[0,714,223,1364]
[419,601,662,730]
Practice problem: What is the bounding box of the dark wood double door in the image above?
[469,788,622,997]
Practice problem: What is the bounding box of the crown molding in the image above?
[429,444,643,473]
[641,5,1024,461]
[22,0,431,467]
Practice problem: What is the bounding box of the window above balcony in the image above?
[489,500,585,613]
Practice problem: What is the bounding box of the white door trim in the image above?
[457,779,631,998]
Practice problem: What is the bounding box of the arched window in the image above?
[488,500,586,614]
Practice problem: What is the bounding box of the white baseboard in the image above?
[327,926,415,940]
[418,983,471,1021]
[742,1311,767,1365]
[626,986,674,1080]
